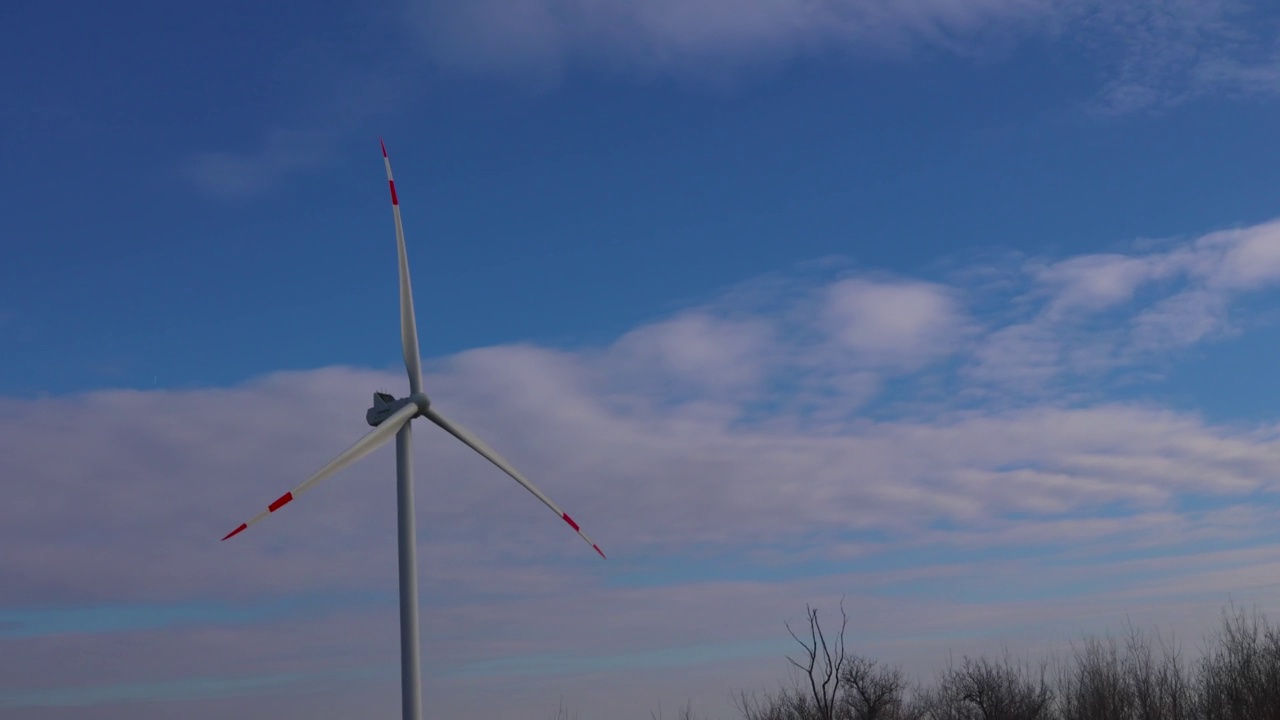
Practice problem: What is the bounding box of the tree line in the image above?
[733,599,1280,720]
[549,599,1280,720]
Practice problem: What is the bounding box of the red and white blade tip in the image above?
[221,491,295,541]
[381,140,399,205]
[562,513,606,559]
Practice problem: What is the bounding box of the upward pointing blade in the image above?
[423,407,606,559]
[221,402,419,541]
[381,139,424,395]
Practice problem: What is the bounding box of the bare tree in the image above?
[785,598,851,720]
[735,686,823,720]
[1196,603,1280,720]
[734,599,851,720]
[1125,625,1159,720]
[1057,635,1132,720]
[842,654,910,720]
[549,695,579,720]
[1124,622,1193,720]
[936,652,1053,720]
[911,684,966,720]
[727,600,1280,720]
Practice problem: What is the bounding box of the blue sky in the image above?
[6,1,1280,718]
[8,0,1280,399]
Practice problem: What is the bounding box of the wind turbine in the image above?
[222,140,606,720]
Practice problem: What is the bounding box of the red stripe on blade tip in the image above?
[380,138,388,157]
[594,544,606,559]
[561,513,580,532]
[268,492,293,512]
[388,180,398,206]
[222,524,247,541]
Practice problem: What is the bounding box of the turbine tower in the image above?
[222,140,606,720]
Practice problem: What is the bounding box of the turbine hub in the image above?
[408,392,431,414]
[366,391,430,427]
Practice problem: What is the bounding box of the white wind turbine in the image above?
[222,140,606,720]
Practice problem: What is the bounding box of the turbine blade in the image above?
[381,139,424,395]
[222,402,419,541]
[423,407,605,559]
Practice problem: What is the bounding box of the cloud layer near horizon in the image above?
[6,217,1280,718]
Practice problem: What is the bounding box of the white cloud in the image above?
[1198,218,1280,291]
[610,311,777,394]
[11,216,1280,718]
[5,307,1280,599]
[821,278,968,368]
[1129,288,1230,351]
[1034,253,1177,314]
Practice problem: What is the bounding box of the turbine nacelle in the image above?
[367,391,431,427]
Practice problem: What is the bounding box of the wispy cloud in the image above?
[0,666,391,708]
[410,0,1280,108]
[412,0,1066,78]
[1085,0,1280,113]
[180,128,337,199]
[6,217,1280,717]
[180,61,402,199]
[965,218,1280,393]
[444,638,795,678]
[0,592,385,639]
[182,2,1280,201]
